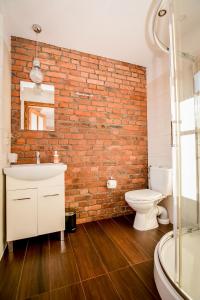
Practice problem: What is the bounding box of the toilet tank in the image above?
[149,167,172,196]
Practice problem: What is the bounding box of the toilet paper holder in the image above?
[107,177,117,189]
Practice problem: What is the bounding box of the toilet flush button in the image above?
[107,178,117,189]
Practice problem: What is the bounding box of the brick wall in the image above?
[11,36,148,223]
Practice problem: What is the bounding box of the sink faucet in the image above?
[36,151,40,164]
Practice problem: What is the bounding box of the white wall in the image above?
[147,53,173,222]
[0,11,11,258]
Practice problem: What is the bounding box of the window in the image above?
[29,107,46,131]
[24,102,54,131]
[180,97,197,200]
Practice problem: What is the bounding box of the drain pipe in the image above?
[157,205,169,225]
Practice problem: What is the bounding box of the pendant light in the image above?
[30,24,44,84]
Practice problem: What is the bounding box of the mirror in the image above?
[20,81,55,131]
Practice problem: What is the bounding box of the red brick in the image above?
[68,75,86,83]
[11,36,147,225]
[58,61,76,70]
[87,79,104,86]
[42,47,61,56]
[46,71,66,79]
[115,64,129,71]
[12,65,23,71]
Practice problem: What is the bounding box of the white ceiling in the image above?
[1,0,162,68]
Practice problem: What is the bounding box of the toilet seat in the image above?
[125,189,163,203]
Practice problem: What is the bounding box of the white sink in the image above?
[4,163,67,181]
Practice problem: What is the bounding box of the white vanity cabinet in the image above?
[4,163,67,243]
[7,188,38,241]
[37,186,65,235]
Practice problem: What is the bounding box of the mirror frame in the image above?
[20,81,55,131]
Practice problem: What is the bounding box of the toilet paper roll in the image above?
[107,179,117,189]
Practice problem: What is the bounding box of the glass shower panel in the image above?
[171,0,200,298]
[180,135,197,205]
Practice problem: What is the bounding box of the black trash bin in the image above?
[65,209,76,233]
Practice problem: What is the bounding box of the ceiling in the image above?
[2,0,198,79]
[1,0,161,68]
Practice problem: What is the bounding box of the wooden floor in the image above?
[0,214,172,300]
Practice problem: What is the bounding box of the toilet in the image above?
[125,167,172,231]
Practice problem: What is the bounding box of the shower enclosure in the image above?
[153,0,200,299]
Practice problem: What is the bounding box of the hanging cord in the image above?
[35,31,38,59]
[32,24,42,60]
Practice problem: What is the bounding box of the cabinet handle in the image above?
[12,197,31,201]
[43,193,59,198]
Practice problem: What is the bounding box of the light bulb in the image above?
[30,67,43,84]
[30,58,44,84]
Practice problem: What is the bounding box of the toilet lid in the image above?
[125,189,163,202]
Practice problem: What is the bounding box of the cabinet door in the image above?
[38,186,65,235]
[7,189,37,241]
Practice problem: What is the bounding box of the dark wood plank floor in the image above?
[0,214,172,300]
